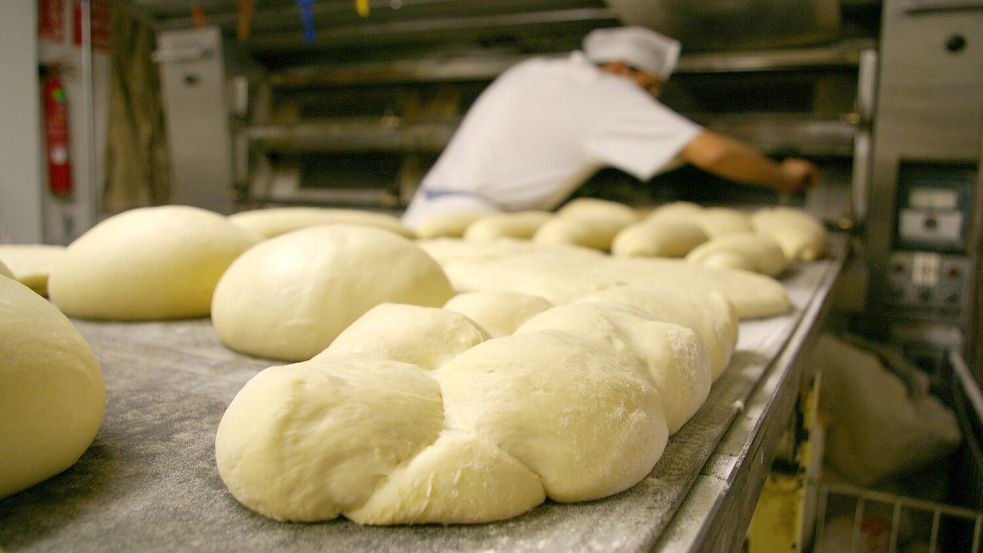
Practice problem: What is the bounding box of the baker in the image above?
[401,26,818,229]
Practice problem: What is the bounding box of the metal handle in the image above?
[848,48,878,226]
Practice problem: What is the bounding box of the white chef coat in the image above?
[402,52,702,228]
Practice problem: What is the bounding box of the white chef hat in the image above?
[583,26,681,80]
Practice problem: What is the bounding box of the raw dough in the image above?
[433,243,789,319]
[443,290,553,337]
[686,232,789,277]
[691,207,753,237]
[48,205,260,320]
[216,298,694,523]
[318,303,486,370]
[346,429,545,524]
[0,244,66,296]
[0,260,12,279]
[611,219,709,258]
[211,224,453,361]
[648,201,703,222]
[463,211,551,242]
[578,285,738,381]
[229,207,415,239]
[0,277,105,498]
[215,356,445,522]
[557,198,640,226]
[436,331,667,502]
[532,216,627,251]
[517,303,709,434]
[751,207,827,261]
[415,212,486,239]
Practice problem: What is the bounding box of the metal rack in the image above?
[809,350,983,553]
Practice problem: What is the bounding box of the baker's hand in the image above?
[777,158,819,195]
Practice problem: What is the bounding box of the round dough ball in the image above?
[229,207,415,239]
[611,220,709,258]
[516,303,710,434]
[436,331,667,502]
[48,206,260,320]
[0,244,66,296]
[319,303,486,370]
[443,291,553,337]
[211,224,453,361]
[1,277,105,498]
[215,356,444,521]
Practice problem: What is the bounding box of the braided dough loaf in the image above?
[216,297,687,523]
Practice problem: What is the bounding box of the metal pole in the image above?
[79,0,99,228]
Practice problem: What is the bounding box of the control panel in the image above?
[885,161,976,317]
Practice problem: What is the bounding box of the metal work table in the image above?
[0,236,846,553]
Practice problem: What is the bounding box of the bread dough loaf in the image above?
[751,207,827,261]
[611,219,709,258]
[0,244,66,296]
[463,211,551,242]
[48,206,260,320]
[578,285,737,381]
[443,291,553,337]
[557,198,640,226]
[517,303,709,434]
[415,212,486,239]
[229,207,415,239]
[532,216,627,251]
[686,232,789,277]
[211,225,453,361]
[319,303,486,369]
[691,207,753,237]
[434,243,789,319]
[1,277,105,498]
[648,201,704,222]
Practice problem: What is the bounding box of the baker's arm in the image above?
[680,130,818,195]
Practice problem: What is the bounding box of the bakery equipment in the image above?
[863,0,982,375]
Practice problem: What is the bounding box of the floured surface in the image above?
[0,237,844,553]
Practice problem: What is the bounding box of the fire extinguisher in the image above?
[43,67,72,197]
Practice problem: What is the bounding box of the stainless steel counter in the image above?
[0,235,846,553]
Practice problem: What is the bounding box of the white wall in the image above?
[0,3,43,243]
